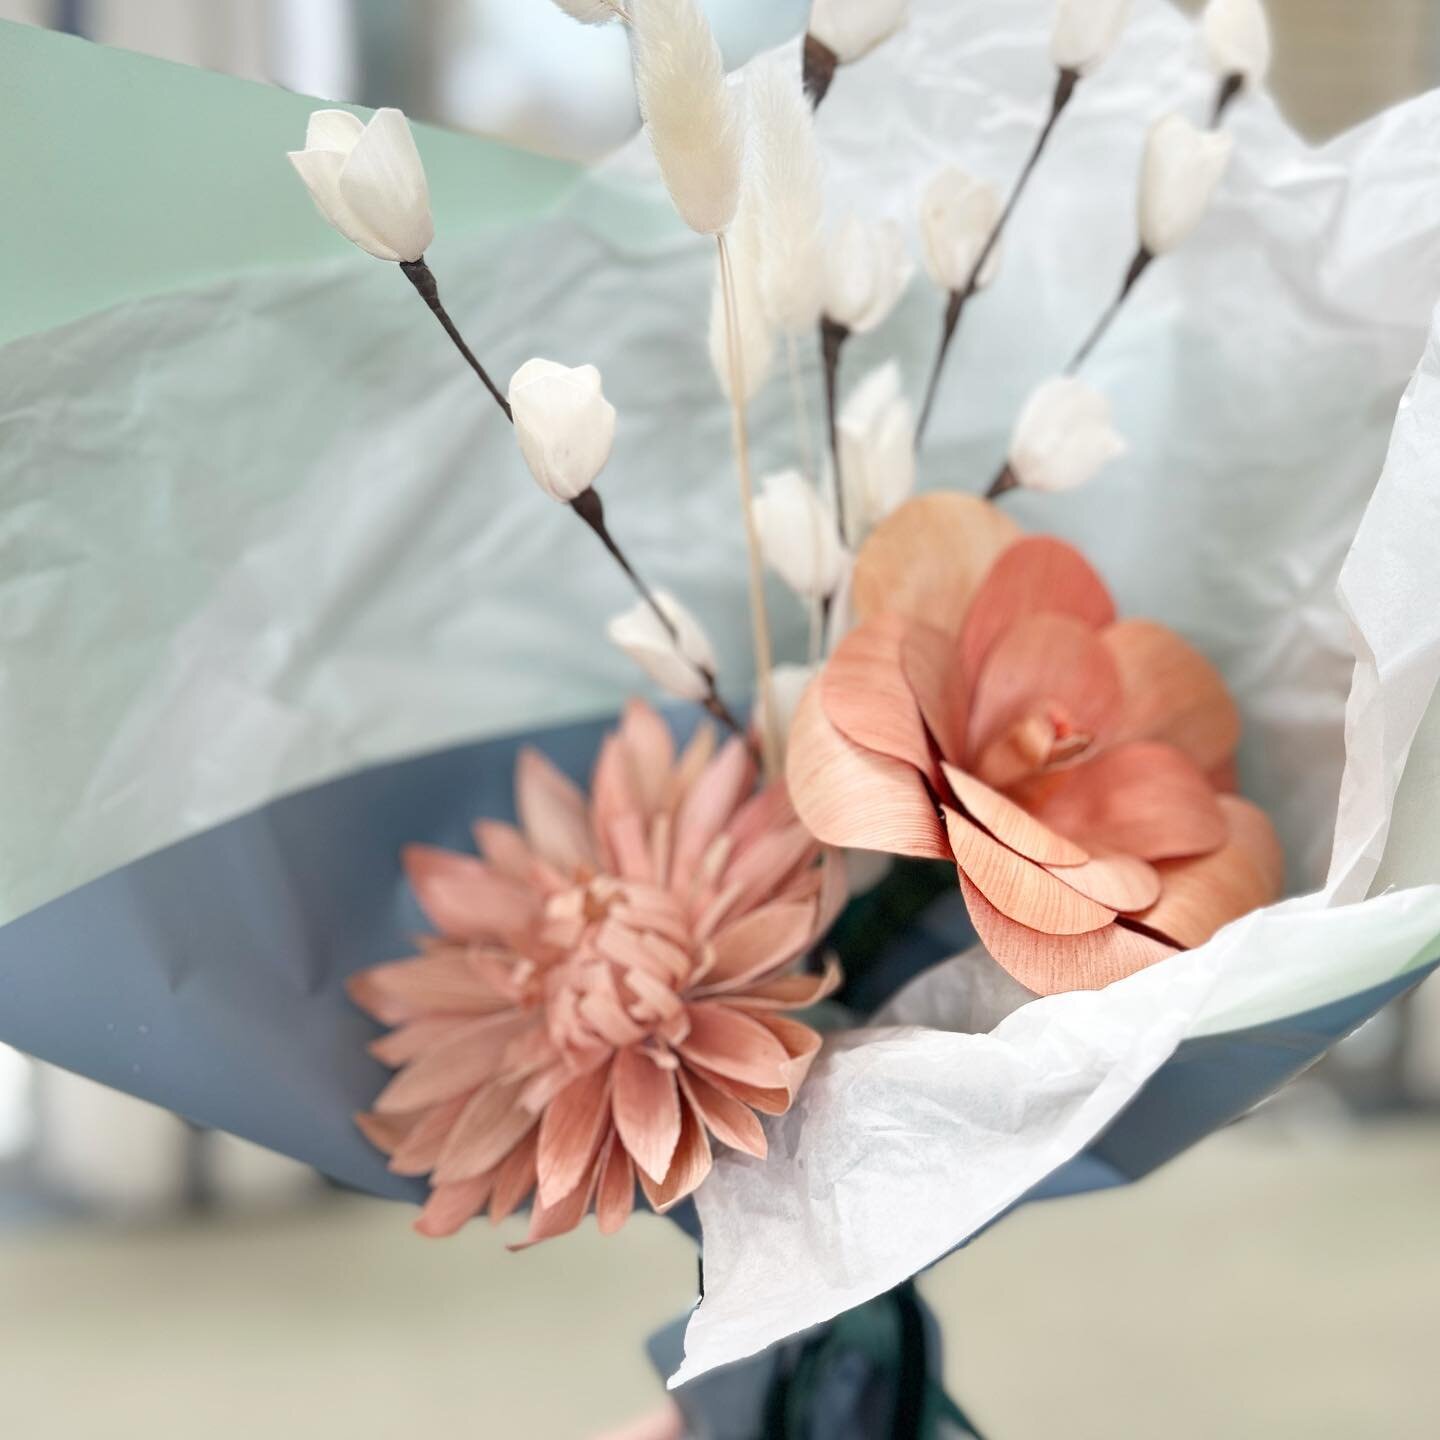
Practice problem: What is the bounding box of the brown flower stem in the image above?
[802,34,839,109]
[915,67,1081,450]
[571,488,746,743]
[1211,72,1245,128]
[1065,245,1154,373]
[399,258,512,420]
[984,461,1019,500]
[718,232,781,777]
[820,315,850,545]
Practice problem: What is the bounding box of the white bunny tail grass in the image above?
[748,55,825,339]
[631,0,745,235]
[708,202,776,404]
[549,0,629,23]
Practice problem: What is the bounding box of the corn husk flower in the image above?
[1050,0,1131,75]
[823,215,913,335]
[288,108,433,262]
[920,167,1003,294]
[631,0,744,236]
[350,702,847,1243]
[508,359,617,503]
[1201,0,1272,86]
[837,362,916,544]
[747,56,826,339]
[753,469,846,600]
[1138,113,1234,256]
[786,493,1282,996]
[607,592,718,704]
[1008,377,1126,494]
[808,0,910,65]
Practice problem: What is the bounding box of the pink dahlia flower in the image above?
[349,701,846,1246]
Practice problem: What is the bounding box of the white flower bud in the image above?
[1201,0,1272,85]
[1008,377,1126,494]
[549,0,626,22]
[823,216,913,335]
[607,591,717,703]
[837,362,915,543]
[1138,113,1233,256]
[631,0,744,236]
[808,0,910,65]
[1050,0,1130,75]
[288,108,434,263]
[508,359,617,503]
[753,469,846,600]
[919,166,1003,294]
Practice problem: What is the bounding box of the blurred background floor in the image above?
[2,1117,1437,1438]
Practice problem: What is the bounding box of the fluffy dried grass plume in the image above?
[709,201,776,403]
[631,0,745,236]
[747,55,825,338]
[549,0,629,23]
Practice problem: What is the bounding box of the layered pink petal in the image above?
[942,763,1088,867]
[901,620,969,766]
[414,1175,495,1239]
[944,807,1114,936]
[636,1096,713,1213]
[488,1128,539,1224]
[536,1064,615,1207]
[433,1081,538,1183]
[516,747,597,876]
[402,845,538,942]
[670,737,756,889]
[678,1068,768,1159]
[960,876,1178,995]
[821,613,938,781]
[388,1094,468,1177]
[1138,796,1284,948]
[611,1046,682,1184]
[852,493,1021,635]
[699,901,818,991]
[1041,853,1162,913]
[347,948,513,1025]
[786,683,949,859]
[373,1015,529,1115]
[678,1003,792,1089]
[595,1133,637,1235]
[1018,742,1229,861]
[960,535,1116,676]
[1100,619,1241,772]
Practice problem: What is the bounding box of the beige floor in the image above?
[2,1118,1437,1438]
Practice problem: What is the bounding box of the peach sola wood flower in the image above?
[786,493,1283,996]
[349,702,846,1245]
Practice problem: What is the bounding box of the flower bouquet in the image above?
[3,0,1440,1433]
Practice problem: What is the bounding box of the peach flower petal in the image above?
[414,1174,495,1239]
[612,1046,682,1184]
[941,763,1089,867]
[402,845,538,942]
[967,613,1122,764]
[369,1014,476,1067]
[960,875,1178,995]
[700,901,819,990]
[595,1134,637,1235]
[960,535,1116,676]
[638,1097,713,1214]
[374,1015,529,1115]
[488,1128,539,1225]
[786,682,949,859]
[387,1094,469,1177]
[348,948,513,1026]
[1138,796,1285,949]
[821,612,938,781]
[1101,619,1242,772]
[901,619,969,765]
[516,746,597,876]
[1018,742,1229,861]
[853,493,1022,635]
[678,1003,792,1089]
[354,1110,415,1157]
[944,807,1115,935]
[718,954,842,1009]
[513,1158,599,1249]
[744,1011,825,1101]
[686,1061,791,1116]
[678,1069,768,1159]
[536,1064,615,1207]
[619,698,676,817]
[1041,853,1162,914]
[671,737,755,889]
[434,1081,538,1183]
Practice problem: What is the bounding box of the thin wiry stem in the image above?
[820,316,849,546]
[400,259,512,419]
[1065,246,1154,373]
[717,233,781,778]
[403,256,743,739]
[915,68,1080,449]
[1211,73,1244,127]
